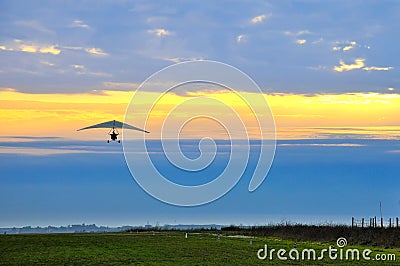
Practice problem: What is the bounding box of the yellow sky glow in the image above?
[1,89,399,140]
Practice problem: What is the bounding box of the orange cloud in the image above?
[333,59,393,72]
[333,58,365,72]
[296,39,307,45]
[39,45,61,55]
[0,40,61,55]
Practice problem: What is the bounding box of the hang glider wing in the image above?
[77,120,149,133]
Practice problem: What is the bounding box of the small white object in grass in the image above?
[185,233,188,239]
[250,239,253,245]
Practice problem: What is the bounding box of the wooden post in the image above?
[381,218,384,228]
[389,218,392,228]
[352,217,355,228]
[374,216,377,228]
[361,218,364,228]
[397,217,399,228]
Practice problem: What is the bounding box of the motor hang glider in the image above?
[77,120,149,143]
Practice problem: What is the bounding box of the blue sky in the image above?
[1,0,399,94]
[1,139,399,227]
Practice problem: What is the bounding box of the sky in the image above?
[1,1,399,94]
[1,139,399,227]
[0,0,399,227]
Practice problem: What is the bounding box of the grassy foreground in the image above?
[0,232,399,265]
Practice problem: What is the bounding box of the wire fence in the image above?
[352,217,399,228]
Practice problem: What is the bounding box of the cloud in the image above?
[161,57,204,63]
[0,87,17,92]
[20,44,60,55]
[343,41,356,51]
[251,14,270,24]
[163,57,181,63]
[39,45,61,55]
[60,45,108,56]
[388,87,395,91]
[71,64,85,69]
[0,40,61,55]
[71,19,90,29]
[308,65,328,71]
[40,61,55,67]
[60,45,83,51]
[284,30,311,36]
[69,64,111,77]
[0,136,61,140]
[20,45,37,53]
[332,41,358,52]
[387,150,400,153]
[237,34,246,43]
[103,81,140,90]
[296,39,307,45]
[77,70,111,77]
[147,28,171,37]
[285,30,313,46]
[279,143,365,147]
[363,66,393,71]
[105,80,177,91]
[0,145,123,156]
[85,47,108,56]
[0,146,91,155]
[333,58,393,72]
[333,58,365,72]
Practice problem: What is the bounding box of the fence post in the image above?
[389,218,392,228]
[397,217,399,228]
[381,218,384,228]
[361,218,364,228]
[351,217,354,228]
[374,216,377,228]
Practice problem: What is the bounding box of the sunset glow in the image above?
[1,89,399,140]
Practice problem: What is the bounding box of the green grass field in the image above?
[1,232,399,265]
